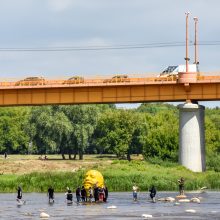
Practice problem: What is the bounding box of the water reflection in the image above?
[0,192,219,219]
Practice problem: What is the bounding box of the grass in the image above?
[0,155,220,192]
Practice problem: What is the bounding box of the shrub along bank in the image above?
[0,160,220,192]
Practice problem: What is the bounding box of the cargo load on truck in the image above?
[158,64,199,78]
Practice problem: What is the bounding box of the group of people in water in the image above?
[132,177,185,202]
[65,185,108,204]
[16,177,185,204]
[63,185,108,204]
[17,185,108,204]
[132,183,157,202]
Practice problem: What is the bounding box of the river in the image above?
[0,192,219,219]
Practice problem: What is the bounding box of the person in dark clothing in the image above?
[76,186,81,203]
[149,186,156,202]
[66,188,73,203]
[94,185,99,202]
[4,152,7,159]
[47,186,54,203]
[103,186,108,202]
[178,177,185,195]
[81,186,87,202]
[17,186,22,200]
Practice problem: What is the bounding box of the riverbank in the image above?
[0,155,220,192]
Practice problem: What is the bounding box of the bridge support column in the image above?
[178,103,205,172]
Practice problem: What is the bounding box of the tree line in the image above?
[0,103,219,164]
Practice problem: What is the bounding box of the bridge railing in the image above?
[0,72,219,88]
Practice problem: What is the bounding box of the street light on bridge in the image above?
[185,12,190,73]
[193,17,199,65]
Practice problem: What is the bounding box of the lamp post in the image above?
[185,12,190,73]
[193,17,198,65]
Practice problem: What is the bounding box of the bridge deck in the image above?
[0,74,219,106]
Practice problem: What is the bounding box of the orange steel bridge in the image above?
[0,73,219,106]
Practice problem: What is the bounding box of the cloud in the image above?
[47,0,75,12]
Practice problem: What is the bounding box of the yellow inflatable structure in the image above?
[83,170,104,191]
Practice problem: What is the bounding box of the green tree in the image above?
[29,106,54,154]
[51,110,73,159]
[94,109,144,160]
[0,107,30,154]
[61,105,103,160]
[142,109,179,161]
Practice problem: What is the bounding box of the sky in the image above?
[0,0,219,108]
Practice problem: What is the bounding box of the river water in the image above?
[0,192,219,219]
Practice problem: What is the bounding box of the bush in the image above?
[207,153,220,172]
[147,156,178,167]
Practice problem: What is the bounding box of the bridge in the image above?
[0,73,219,106]
[0,72,220,173]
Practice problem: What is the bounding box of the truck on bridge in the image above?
[157,64,199,79]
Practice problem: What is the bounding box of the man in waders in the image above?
[178,177,185,195]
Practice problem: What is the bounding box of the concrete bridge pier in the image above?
[178,103,205,172]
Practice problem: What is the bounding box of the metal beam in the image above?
[0,82,219,106]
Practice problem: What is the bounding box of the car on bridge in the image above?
[15,76,46,86]
[103,74,130,83]
[63,76,85,84]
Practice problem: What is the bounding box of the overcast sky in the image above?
[0,0,219,107]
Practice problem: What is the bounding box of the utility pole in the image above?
[193,17,199,65]
[185,12,190,73]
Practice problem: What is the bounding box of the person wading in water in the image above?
[17,186,22,200]
[65,187,73,204]
[47,186,54,203]
[149,185,157,202]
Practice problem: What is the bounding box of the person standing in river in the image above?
[81,186,87,202]
[178,177,185,195]
[94,184,99,202]
[88,187,93,202]
[103,185,108,202]
[17,186,22,200]
[149,185,157,202]
[65,187,73,204]
[76,186,81,203]
[132,183,139,201]
[47,186,54,203]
